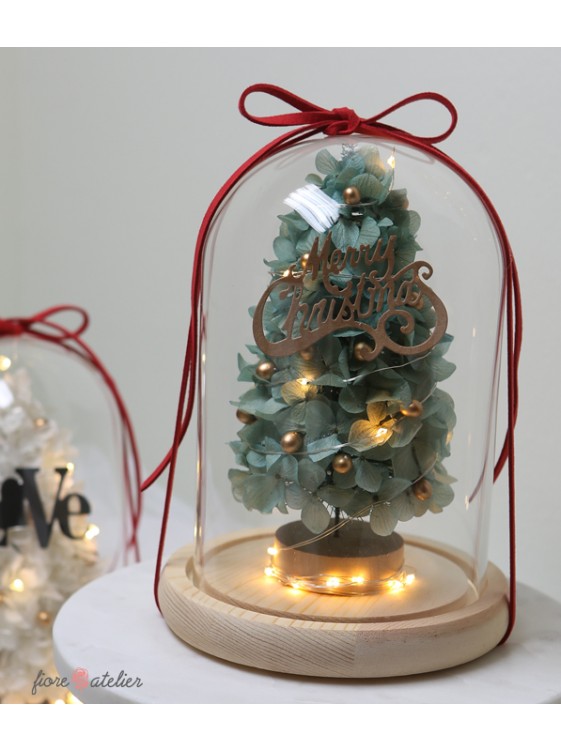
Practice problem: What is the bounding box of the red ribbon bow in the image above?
[145,85,521,642]
[0,305,142,562]
[239,84,458,143]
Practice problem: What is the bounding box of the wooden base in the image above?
[159,531,509,678]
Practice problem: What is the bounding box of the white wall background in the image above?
[1,48,559,602]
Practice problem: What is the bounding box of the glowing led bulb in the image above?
[266,546,278,557]
[66,462,75,473]
[85,524,100,540]
[326,577,340,588]
[351,576,365,585]
[10,578,24,593]
[374,427,390,440]
[264,567,274,577]
[405,573,416,586]
[297,378,309,386]
[387,154,396,169]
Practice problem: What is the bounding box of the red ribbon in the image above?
[145,85,521,642]
[0,305,142,563]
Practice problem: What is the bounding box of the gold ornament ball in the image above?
[37,610,52,626]
[236,409,256,425]
[413,478,433,501]
[354,341,373,362]
[256,361,276,380]
[280,431,303,454]
[402,400,423,418]
[333,453,353,474]
[343,186,361,205]
[301,253,310,270]
[300,346,315,362]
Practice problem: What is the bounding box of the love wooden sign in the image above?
[0,467,92,548]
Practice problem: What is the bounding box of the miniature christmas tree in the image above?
[229,144,456,592]
[0,365,102,703]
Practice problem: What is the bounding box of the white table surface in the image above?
[53,556,561,704]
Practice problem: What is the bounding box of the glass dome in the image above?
[160,133,511,678]
[0,333,139,700]
[0,334,138,573]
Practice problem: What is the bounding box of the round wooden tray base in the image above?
[159,532,509,678]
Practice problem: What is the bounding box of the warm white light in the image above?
[374,427,390,440]
[10,578,24,593]
[297,378,309,386]
[351,576,365,585]
[0,355,11,371]
[290,581,301,590]
[388,579,404,593]
[282,269,290,278]
[387,154,396,169]
[54,699,65,706]
[405,573,415,585]
[326,577,340,588]
[85,524,100,540]
[66,462,75,473]
[267,546,278,557]
[264,566,274,577]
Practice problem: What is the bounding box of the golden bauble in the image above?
[343,186,361,205]
[413,478,433,501]
[236,409,256,425]
[300,346,315,362]
[354,341,373,362]
[280,431,303,454]
[37,610,52,626]
[300,253,310,270]
[402,400,423,418]
[333,453,353,474]
[256,361,276,380]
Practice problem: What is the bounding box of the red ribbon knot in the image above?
[327,107,362,136]
[0,318,25,336]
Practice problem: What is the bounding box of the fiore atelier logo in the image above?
[32,667,143,696]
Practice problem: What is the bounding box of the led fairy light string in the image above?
[144,85,521,643]
[0,306,142,562]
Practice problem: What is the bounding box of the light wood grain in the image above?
[159,532,509,678]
